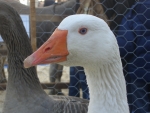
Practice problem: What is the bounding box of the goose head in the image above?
[24,14,119,68]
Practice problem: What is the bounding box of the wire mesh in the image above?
[0,0,149,113]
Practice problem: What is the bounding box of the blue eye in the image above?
[79,28,87,35]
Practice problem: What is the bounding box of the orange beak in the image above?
[24,29,69,68]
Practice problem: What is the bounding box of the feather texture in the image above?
[0,2,88,113]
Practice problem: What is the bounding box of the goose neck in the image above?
[85,62,129,113]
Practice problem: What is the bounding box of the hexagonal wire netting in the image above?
[0,0,149,113]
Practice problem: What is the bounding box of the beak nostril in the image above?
[44,47,51,52]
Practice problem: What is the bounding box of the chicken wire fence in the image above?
[0,0,149,113]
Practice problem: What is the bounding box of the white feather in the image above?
[58,14,129,113]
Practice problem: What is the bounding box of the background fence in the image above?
[0,0,149,113]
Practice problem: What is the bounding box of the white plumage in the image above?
[24,14,129,113]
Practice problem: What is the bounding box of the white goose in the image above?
[24,14,129,113]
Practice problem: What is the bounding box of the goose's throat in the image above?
[85,62,128,113]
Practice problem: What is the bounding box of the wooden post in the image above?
[30,0,37,52]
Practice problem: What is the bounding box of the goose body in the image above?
[0,2,88,113]
[24,14,129,113]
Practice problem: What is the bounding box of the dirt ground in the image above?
[0,65,70,113]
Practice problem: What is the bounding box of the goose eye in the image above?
[79,28,87,35]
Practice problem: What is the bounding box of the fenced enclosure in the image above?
[0,0,150,113]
